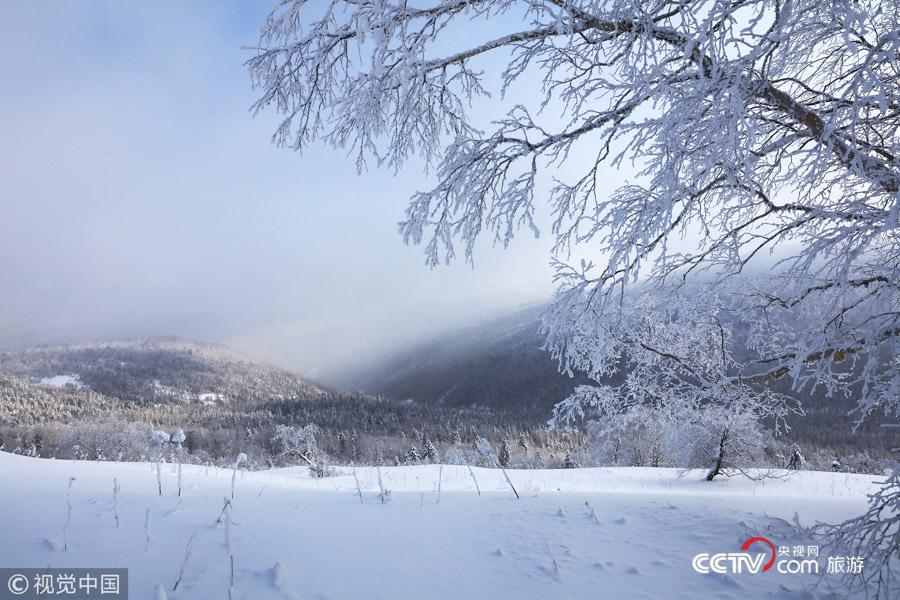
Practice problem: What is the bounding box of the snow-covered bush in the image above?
[55,419,153,462]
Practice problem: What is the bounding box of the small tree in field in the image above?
[786,444,806,471]
[422,435,439,463]
[498,438,511,467]
[250,1,900,594]
[272,424,327,477]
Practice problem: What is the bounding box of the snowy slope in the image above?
[0,452,882,599]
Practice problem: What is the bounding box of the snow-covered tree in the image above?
[422,435,439,463]
[498,438,511,467]
[786,444,806,470]
[405,444,421,464]
[475,437,497,466]
[586,405,668,467]
[272,424,328,477]
[251,1,900,590]
[250,0,899,423]
[667,403,773,481]
[517,433,528,455]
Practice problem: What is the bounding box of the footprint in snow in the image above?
[626,566,641,575]
[555,508,565,517]
[42,538,63,551]
[614,517,628,525]
[494,549,504,557]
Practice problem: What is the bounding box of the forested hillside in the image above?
[343,305,593,412]
[346,306,897,459]
[0,339,569,468]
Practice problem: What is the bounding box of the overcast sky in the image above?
[0,1,586,379]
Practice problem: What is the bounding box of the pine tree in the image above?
[563,452,578,469]
[786,444,805,470]
[423,436,438,463]
[406,445,421,464]
[498,438,511,467]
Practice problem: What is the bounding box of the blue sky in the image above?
[0,1,558,377]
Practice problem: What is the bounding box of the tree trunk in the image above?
[706,427,729,481]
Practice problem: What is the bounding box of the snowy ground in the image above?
[0,452,883,599]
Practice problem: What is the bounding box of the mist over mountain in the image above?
[338,303,591,415]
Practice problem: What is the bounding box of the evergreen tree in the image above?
[498,438,511,467]
[517,433,528,454]
[406,445,421,464]
[423,436,438,463]
[563,452,578,469]
[786,444,805,470]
